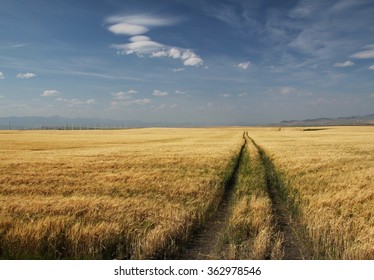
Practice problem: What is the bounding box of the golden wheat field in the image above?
[0,126,373,260]
[248,126,374,259]
[0,128,243,259]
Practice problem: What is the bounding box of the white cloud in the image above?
[156,103,177,110]
[151,48,203,66]
[273,87,313,97]
[153,90,168,96]
[112,98,150,107]
[172,68,185,72]
[150,50,167,57]
[183,56,203,66]
[107,14,203,67]
[56,97,95,107]
[85,99,96,105]
[112,40,164,55]
[16,72,37,79]
[129,35,151,42]
[106,14,180,36]
[280,87,296,95]
[238,92,248,97]
[351,49,374,59]
[169,48,182,59]
[369,65,374,70]
[181,49,203,66]
[127,89,137,94]
[0,72,4,79]
[111,89,150,107]
[112,90,137,100]
[41,90,60,97]
[106,14,178,28]
[237,61,251,70]
[334,61,354,67]
[108,23,149,36]
[175,90,191,97]
[133,98,151,105]
[113,39,204,66]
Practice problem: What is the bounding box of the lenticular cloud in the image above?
[107,14,204,67]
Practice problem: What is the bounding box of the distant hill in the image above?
[0,116,198,130]
[1,114,373,130]
[277,114,374,126]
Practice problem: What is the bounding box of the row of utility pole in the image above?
[0,121,129,130]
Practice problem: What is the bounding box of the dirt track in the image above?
[178,133,307,260]
[179,138,246,259]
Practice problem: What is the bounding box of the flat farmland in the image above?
[0,128,243,259]
[0,126,373,260]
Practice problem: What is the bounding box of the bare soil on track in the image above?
[178,141,246,259]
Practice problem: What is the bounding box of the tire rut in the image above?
[178,133,308,260]
[248,136,308,260]
[178,136,246,259]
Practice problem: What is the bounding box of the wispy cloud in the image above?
[17,72,37,79]
[196,2,241,27]
[0,43,33,50]
[41,90,60,97]
[334,61,354,67]
[0,72,4,79]
[369,65,374,70]
[153,90,168,96]
[238,92,248,97]
[62,70,145,82]
[285,2,374,64]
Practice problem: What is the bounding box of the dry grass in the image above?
[248,126,374,259]
[0,128,243,259]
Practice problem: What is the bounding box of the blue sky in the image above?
[0,0,373,124]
